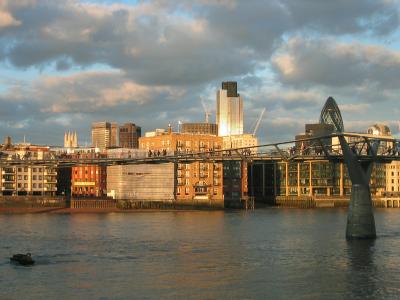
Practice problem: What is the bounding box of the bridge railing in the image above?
[0,133,399,166]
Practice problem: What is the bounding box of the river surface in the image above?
[1,209,400,299]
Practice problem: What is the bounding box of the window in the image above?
[18,175,22,180]
[24,167,28,172]
[18,168,22,172]
[38,168,42,172]
[33,175,37,180]
[24,183,28,188]
[39,175,43,180]
[33,168,37,172]
[33,183,37,188]
[24,175,28,180]
[38,183,42,188]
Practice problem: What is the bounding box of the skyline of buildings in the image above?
[0,94,399,206]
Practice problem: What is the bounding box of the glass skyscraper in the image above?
[319,97,344,132]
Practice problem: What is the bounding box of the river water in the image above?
[1,209,400,299]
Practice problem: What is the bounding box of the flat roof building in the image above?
[119,123,141,148]
[91,122,118,150]
[216,81,243,136]
[139,131,224,205]
[181,123,218,136]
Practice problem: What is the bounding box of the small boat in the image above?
[10,253,35,265]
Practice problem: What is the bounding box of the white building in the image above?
[222,134,258,154]
[216,81,243,136]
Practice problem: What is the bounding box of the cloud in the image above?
[1,0,398,86]
[272,38,400,90]
[0,0,399,144]
[339,103,370,113]
[0,9,21,28]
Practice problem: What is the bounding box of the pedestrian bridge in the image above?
[1,133,398,166]
[1,132,400,240]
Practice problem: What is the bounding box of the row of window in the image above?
[17,183,43,188]
[17,167,44,173]
[74,170,100,175]
[176,187,219,195]
[74,187,96,192]
[17,175,43,180]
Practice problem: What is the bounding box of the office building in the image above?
[222,134,258,154]
[181,123,218,136]
[319,97,344,132]
[139,129,224,204]
[119,123,141,148]
[216,81,243,136]
[249,160,385,199]
[91,122,118,150]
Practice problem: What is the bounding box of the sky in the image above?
[1,0,400,146]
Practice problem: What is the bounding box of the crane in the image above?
[252,108,266,136]
[201,99,211,123]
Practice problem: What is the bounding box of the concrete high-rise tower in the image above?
[91,122,118,150]
[216,81,243,136]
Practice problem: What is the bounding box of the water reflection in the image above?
[345,239,381,299]
[1,210,400,299]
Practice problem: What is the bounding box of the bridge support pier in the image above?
[346,184,376,239]
[338,135,379,240]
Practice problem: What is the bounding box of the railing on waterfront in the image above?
[70,199,117,209]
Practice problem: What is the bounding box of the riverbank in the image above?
[2,195,400,213]
[0,207,231,214]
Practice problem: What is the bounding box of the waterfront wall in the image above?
[70,199,116,209]
[116,199,224,210]
[0,196,66,208]
[1,195,399,210]
[274,196,389,208]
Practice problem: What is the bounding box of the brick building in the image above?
[139,129,224,204]
[71,153,107,197]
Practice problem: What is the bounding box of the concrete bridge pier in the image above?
[346,183,376,239]
[338,136,379,240]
